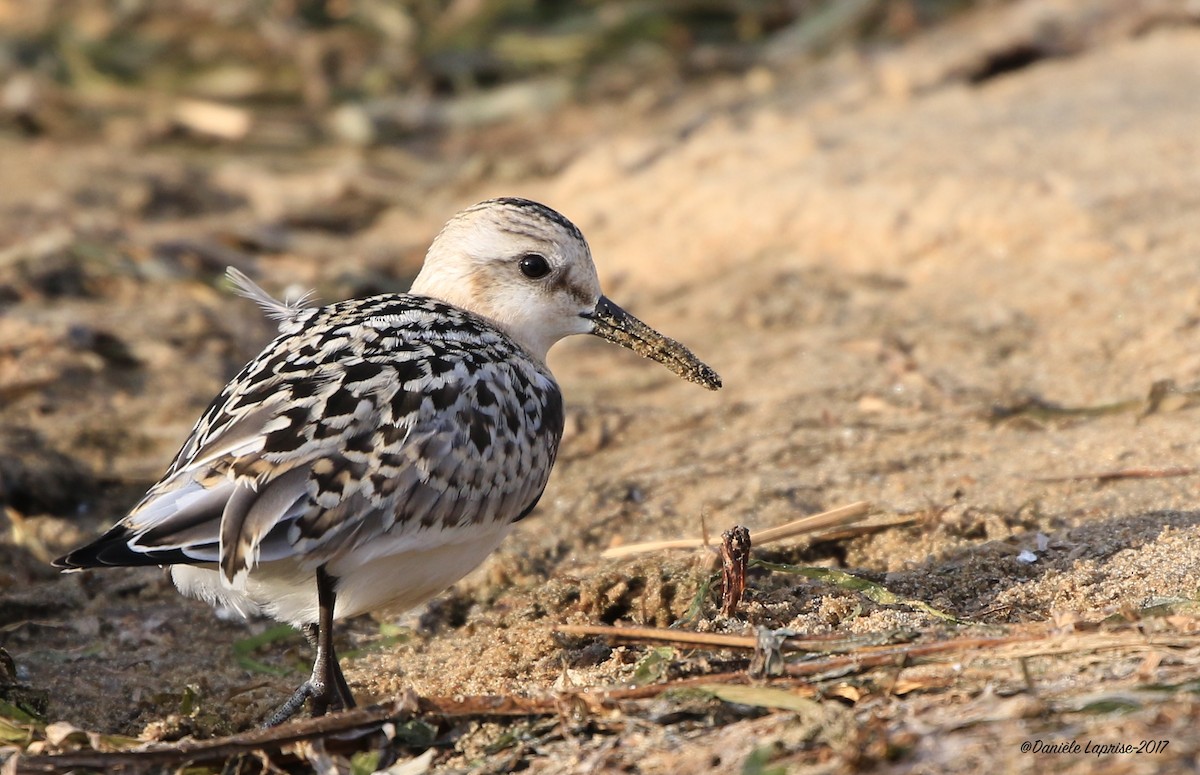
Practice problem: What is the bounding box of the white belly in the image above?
[171,522,514,626]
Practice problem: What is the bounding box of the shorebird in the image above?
[54,197,721,726]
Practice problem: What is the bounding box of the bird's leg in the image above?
[299,621,354,710]
[314,566,357,713]
[263,566,356,727]
[330,646,356,712]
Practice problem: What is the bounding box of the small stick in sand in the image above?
[601,500,873,559]
[719,526,751,617]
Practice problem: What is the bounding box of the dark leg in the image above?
[299,622,355,711]
[263,566,357,727]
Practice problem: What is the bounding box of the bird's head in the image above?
[412,197,721,390]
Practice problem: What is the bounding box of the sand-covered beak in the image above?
[587,296,722,390]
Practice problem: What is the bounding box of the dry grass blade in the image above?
[699,684,824,714]
[972,631,1200,661]
[600,501,872,559]
[746,501,872,545]
[1030,466,1199,483]
[558,624,765,651]
[556,624,904,653]
[557,625,1048,680]
[809,513,919,541]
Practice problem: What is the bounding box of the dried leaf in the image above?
[891,677,947,695]
[376,748,436,775]
[44,720,87,748]
[700,684,822,714]
[0,715,35,745]
[632,646,676,686]
[1070,693,1144,715]
[89,731,143,751]
[826,683,862,702]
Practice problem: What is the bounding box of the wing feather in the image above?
[55,293,564,585]
[219,467,310,585]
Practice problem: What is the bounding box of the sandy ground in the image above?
[4,1,1200,772]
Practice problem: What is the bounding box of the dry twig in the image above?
[601,501,872,559]
[554,623,1200,681]
[557,623,1012,657]
[719,526,751,616]
[1030,466,1198,483]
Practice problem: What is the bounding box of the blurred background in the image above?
[1,0,982,145]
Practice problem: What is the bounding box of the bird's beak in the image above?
[586,296,722,390]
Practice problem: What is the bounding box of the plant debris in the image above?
[719,526,752,617]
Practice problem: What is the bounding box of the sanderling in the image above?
[54,197,721,726]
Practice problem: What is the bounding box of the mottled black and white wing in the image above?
[55,295,564,590]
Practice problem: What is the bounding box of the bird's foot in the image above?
[262,678,348,728]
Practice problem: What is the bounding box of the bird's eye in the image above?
[518,253,551,279]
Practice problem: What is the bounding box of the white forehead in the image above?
[439,198,592,261]
[411,199,603,359]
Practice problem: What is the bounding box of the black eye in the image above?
[518,253,551,279]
